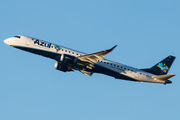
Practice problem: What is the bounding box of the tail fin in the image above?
[141,55,176,75]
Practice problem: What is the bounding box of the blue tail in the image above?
[141,55,176,75]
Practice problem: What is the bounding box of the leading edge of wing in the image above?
[78,45,117,63]
[78,45,117,59]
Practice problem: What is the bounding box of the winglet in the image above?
[107,45,117,52]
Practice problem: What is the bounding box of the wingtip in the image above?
[113,45,117,48]
[109,45,117,52]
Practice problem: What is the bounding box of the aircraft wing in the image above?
[78,45,117,64]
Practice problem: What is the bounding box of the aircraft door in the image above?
[134,69,138,79]
[26,38,30,46]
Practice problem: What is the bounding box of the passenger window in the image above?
[65,50,67,52]
[69,51,70,53]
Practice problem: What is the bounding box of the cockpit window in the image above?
[14,36,21,38]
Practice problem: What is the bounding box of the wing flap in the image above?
[79,70,93,76]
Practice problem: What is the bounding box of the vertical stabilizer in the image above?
[141,55,176,75]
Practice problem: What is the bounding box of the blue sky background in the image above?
[1,0,180,120]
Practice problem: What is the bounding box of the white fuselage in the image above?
[4,35,167,84]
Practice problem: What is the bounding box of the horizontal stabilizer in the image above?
[152,74,175,81]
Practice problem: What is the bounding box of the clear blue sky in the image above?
[1,0,180,120]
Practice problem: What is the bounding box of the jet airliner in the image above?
[4,35,176,84]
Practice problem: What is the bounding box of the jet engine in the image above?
[58,54,78,64]
[54,61,73,72]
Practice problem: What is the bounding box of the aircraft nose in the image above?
[4,38,11,45]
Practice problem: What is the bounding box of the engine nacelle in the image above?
[54,62,73,72]
[59,54,78,64]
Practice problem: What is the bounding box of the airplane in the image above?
[4,35,176,84]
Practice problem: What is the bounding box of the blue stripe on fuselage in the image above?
[13,46,60,60]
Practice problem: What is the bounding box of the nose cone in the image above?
[4,38,11,45]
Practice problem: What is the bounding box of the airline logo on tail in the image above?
[157,62,169,74]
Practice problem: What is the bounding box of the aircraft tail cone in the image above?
[165,80,172,84]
